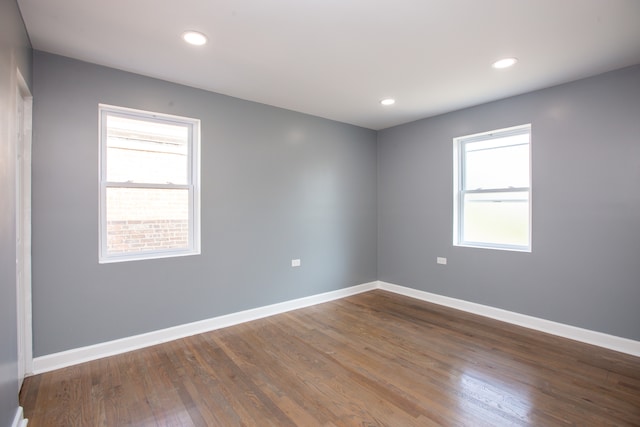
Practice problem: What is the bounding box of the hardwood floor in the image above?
[20,290,640,426]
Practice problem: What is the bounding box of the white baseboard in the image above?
[12,407,27,427]
[31,279,640,374]
[32,281,378,374]
[377,281,640,358]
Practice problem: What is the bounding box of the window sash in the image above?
[100,109,195,185]
[459,190,530,250]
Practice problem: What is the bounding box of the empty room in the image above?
[2,0,640,425]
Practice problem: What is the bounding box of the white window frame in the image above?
[98,104,201,263]
[453,124,531,252]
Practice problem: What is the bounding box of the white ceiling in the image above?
[17,0,640,130]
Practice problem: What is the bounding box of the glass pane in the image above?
[106,114,189,184]
[106,187,189,254]
[464,133,529,190]
[463,191,529,247]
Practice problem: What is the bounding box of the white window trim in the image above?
[98,104,201,263]
[453,124,532,252]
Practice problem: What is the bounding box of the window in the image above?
[99,105,200,263]
[453,124,531,252]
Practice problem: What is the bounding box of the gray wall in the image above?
[378,65,640,341]
[0,0,32,424]
[30,50,640,360]
[31,51,378,357]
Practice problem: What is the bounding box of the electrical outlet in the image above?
[437,257,447,265]
[291,259,301,267]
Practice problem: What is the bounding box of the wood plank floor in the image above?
[20,290,640,426]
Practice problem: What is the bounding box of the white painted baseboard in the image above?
[377,281,640,358]
[31,279,640,375]
[32,281,378,374]
[12,407,27,427]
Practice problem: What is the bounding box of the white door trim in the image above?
[16,68,33,386]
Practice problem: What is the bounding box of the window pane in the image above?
[106,115,188,184]
[463,191,529,247]
[464,133,529,190]
[106,187,189,254]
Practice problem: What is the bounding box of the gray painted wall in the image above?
[31,51,378,357]
[29,49,640,361]
[0,0,32,424]
[378,65,640,341]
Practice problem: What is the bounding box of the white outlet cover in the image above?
[437,257,447,265]
[291,259,301,267]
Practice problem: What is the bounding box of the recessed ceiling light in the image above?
[492,57,518,69]
[380,98,396,106]
[182,31,208,46]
